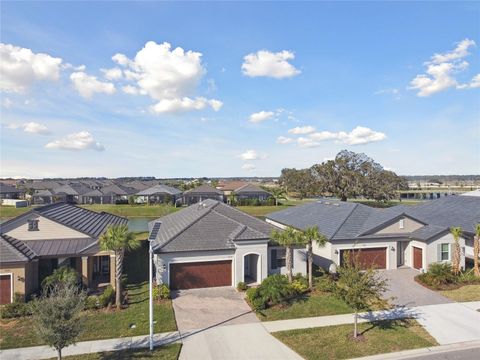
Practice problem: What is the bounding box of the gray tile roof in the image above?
[137,184,182,196]
[184,184,223,195]
[0,234,36,263]
[100,184,137,196]
[267,196,480,241]
[234,183,272,195]
[150,199,276,253]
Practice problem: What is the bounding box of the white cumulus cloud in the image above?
[45,131,105,151]
[150,97,222,114]
[112,41,221,114]
[277,136,294,144]
[0,43,62,93]
[288,126,316,135]
[101,67,123,80]
[242,50,300,79]
[457,73,480,89]
[249,110,275,123]
[240,149,264,161]
[70,72,116,98]
[409,39,477,97]
[5,121,50,135]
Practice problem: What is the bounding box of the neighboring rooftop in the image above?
[137,184,182,196]
[184,184,223,195]
[149,199,276,253]
[267,195,480,240]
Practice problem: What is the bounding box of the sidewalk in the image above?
[262,301,480,346]
[0,331,180,360]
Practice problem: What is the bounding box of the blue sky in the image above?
[1,1,479,178]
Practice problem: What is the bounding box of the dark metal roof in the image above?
[23,238,96,256]
[150,199,276,253]
[0,183,23,194]
[1,203,128,239]
[0,234,36,263]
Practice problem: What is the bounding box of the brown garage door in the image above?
[170,260,232,290]
[340,247,387,269]
[413,247,423,270]
[0,274,12,305]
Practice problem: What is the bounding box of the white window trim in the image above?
[399,219,405,229]
[440,243,451,261]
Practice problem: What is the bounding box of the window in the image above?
[27,219,39,231]
[399,219,405,229]
[271,248,286,269]
[441,243,449,261]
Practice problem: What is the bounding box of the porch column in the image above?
[81,256,90,287]
[110,255,116,289]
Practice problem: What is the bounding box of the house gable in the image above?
[374,216,424,235]
[4,215,90,241]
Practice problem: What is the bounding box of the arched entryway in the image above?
[243,253,260,284]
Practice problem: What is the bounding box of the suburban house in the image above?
[148,199,306,290]
[0,203,127,304]
[94,184,137,204]
[136,184,183,205]
[31,183,91,205]
[182,184,224,205]
[217,181,273,204]
[0,183,25,200]
[266,196,480,272]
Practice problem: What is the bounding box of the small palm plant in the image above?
[450,226,463,275]
[474,224,480,277]
[301,226,328,290]
[99,224,140,307]
[270,187,288,206]
[271,227,301,282]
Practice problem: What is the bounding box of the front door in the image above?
[413,247,423,270]
[397,241,407,266]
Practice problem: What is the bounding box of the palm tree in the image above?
[269,187,288,206]
[271,227,300,282]
[229,191,237,206]
[99,224,140,307]
[450,226,463,275]
[300,226,328,290]
[474,224,480,277]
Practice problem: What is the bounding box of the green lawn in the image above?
[257,290,353,322]
[49,344,182,360]
[0,281,177,349]
[273,319,437,360]
[0,205,30,219]
[439,285,480,302]
[80,204,180,218]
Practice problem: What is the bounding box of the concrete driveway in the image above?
[173,287,302,360]
[172,286,259,331]
[380,268,453,307]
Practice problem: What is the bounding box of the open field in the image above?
[273,319,437,360]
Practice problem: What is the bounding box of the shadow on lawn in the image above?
[358,305,423,335]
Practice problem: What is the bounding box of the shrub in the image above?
[98,285,115,308]
[245,287,265,310]
[41,266,79,291]
[85,295,99,310]
[458,269,479,284]
[159,284,170,299]
[290,279,308,294]
[237,281,248,291]
[152,286,160,301]
[257,274,293,306]
[0,301,32,319]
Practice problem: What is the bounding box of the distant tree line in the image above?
[279,150,408,202]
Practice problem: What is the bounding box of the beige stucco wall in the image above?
[375,217,424,235]
[5,215,89,240]
[0,262,38,301]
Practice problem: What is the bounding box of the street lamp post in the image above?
[148,222,162,351]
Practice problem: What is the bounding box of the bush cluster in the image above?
[0,301,32,319]
[98,285,115,307]
[246,274,309,311]
[233,198,276,206]
[416,263,480,290]
[153,284,171,301]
